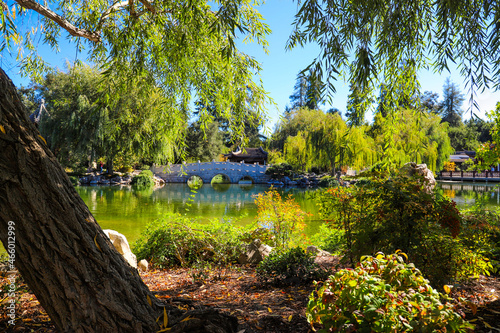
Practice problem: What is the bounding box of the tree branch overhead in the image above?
[15,0,101,42]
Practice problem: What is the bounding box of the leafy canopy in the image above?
[288,0,500,116]
[0,0,271,137]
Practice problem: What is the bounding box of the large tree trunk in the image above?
[0,69,163,331]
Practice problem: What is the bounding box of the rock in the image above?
[238,239,273,265]
[154,175,165,186]
[306,245,332,257]
[79,176,90,184]
[103,229,137,268]
[138,259,148,272]
[400,162,436,193]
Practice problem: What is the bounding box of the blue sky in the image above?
[2,0,500,130]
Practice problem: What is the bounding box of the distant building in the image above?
[448,150,475,168]
[224,147,268,165]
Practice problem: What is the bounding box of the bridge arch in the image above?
[238,175,255,184]
[187,175,203,188]
[210,173,232,185]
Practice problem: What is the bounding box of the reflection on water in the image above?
[436,181,500,208]
[76,184,321,244]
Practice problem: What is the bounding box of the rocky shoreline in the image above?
[76,171,165,186]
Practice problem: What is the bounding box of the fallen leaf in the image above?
[94,235,102,252]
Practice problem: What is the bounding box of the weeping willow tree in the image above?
[371,108,453,172]
[307,112,349,175]
[39,64,185,173]
[345,126,377,171]
[284,131,308,171]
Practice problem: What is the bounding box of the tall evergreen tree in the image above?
[289,69,323,110]
[289,73,308,109]
[420,91,440,113]
[305,69,323,109]
[439,78,465,127]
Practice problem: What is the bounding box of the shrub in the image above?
[131,170,155,187]
[265,163,293,178]
[118,166,134,174]
[307,253,473,332]
[256,247,329,285]
[315,174,488,285]
[309,224,345,254]
[68,175,79,186]
[133,215,248,268]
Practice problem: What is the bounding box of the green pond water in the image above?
[75,183,323,245]
[75,181,500,245]
[2,181,500,254]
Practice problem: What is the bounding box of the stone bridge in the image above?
[151,161,270,184]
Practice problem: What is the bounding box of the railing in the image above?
[439,170,500,181]
[152,161,268,175]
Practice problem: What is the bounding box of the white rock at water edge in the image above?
[103,229,137,268]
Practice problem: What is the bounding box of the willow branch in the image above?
[14,0,101,42]
[0,0,7,12]
[137,0,156,15]
[98,0,129,29]
[129,0,137,17]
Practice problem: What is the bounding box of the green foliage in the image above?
[309,224,345,255]
[68,176,79,186]
[133,215,248,268]
[460,202,500,275]
[256,247,329,286]
[265,163,293,178]
[37,64,184,171]
[4,0,271,146]
[187,176,203,189]
[307,253,473,333]
[284,132,308,172]
[439,78,465,127]
[370,109,453,172]
[131,170,155,187]
[316,173,493,285]
[288,1,498,122]
[254,190,307,249]
[476,103,500,169]
[185,121,225,162]
[266,149,287,165]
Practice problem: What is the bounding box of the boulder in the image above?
[103,229,137,268]
[238,239,273,265]
[306,245,331,257]
[138,259,149,272]
[400,162,436,194]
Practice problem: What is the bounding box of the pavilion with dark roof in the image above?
[223,147,268,165]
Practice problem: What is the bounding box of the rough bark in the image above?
[0,68,162,331]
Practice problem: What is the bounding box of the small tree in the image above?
[254,190,308,249]
[443,161,456,172]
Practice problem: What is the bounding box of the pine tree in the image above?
[439,78,464,127]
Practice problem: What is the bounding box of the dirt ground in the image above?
[1,259,499,332]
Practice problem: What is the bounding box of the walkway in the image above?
[439,170,500,182]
